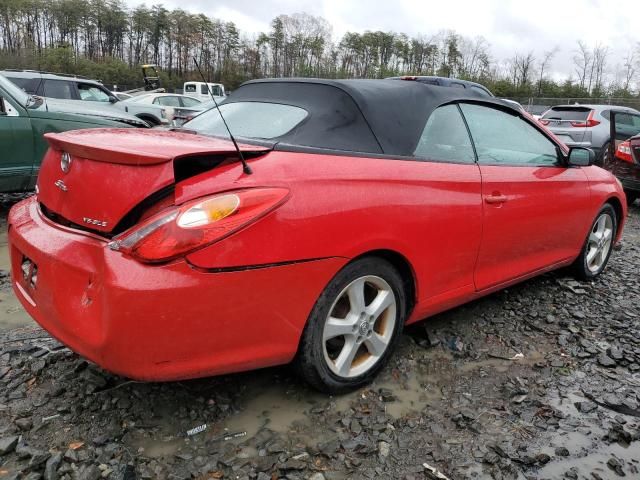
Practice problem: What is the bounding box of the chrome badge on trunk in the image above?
[83,217,108,228]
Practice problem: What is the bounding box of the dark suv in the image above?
[387,76,494,97]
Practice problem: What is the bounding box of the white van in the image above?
[183,82,226,102]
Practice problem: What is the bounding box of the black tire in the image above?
[625,190,638,207]
[296,257,407,393]
[596,141,612,169]
[137,115,159,127]
[572,204,617,280]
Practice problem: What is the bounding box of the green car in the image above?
[0,74,144,193]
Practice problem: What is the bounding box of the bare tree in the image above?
[459,36,491,79]
[514,51,535,89]
[573,40,592,91]
[537,46,559,95]
[622,49,636,92]
[590,44,608,94]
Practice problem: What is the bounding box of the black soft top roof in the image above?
[229,78,519,156]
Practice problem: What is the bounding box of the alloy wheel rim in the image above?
[586,213,614,273]
[322,275,396,378]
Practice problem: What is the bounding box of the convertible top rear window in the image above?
[186,102,308,140]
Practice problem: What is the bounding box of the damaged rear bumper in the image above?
[9,197,346,381]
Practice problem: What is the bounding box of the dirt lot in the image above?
[0,198,639,480]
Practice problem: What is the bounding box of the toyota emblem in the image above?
[61,152,72,173]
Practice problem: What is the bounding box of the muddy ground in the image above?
[0,197,639,480]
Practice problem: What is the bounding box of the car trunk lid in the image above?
[37,129,270,235]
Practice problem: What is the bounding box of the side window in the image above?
[460,103,559,166]
[5,77,39,94]
[414,104,475,163]
[181,97,201,107]
[201,85,208,95]
[156,96,181,107]
[41,80,74,100]
[184,84,196,93]
[631,115,640,130]
[77,83,111,102]
[614,113,633,126]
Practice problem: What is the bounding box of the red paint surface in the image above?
[9,128,628,381]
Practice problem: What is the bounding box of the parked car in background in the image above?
[0,74,137,192]
[611,135,640,205]
[9,78,626,392]
[183,81,226,102]
[171,98,217,126]
[122,93,201,124]
[387,75,494,97]
[538,105,640,163]
[2,70,169,126]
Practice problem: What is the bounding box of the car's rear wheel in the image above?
[296,257,406,393]
[597,141,613,169]
[572,204,617,280]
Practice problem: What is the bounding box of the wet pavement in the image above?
[0,197,639,480]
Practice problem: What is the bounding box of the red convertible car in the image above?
[9,79,627,392]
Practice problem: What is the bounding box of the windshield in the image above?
[184,102,308,140]
[0,74,32,107]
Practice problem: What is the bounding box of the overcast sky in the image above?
[126,0,639,81]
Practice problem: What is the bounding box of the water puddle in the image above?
[0,227,33,331]
[219,382,320,439]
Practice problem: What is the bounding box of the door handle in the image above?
[485,194,508,204]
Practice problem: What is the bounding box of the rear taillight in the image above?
[570,110,600,128]
[616,141,634,163]
[109,188,289,263]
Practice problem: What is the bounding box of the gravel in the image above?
[0,202,639,479]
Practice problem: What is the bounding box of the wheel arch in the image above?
[136,113,159,126]
[605,195,624,238]
[350,249,417,317]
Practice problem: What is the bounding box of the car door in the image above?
[411,104,483,303]
[0,93,35,192]
[459,103,593,291]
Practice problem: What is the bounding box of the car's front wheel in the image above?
[572,204,617,280]
[296,257,406,393]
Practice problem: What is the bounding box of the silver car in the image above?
[2,70,169,126]
[540,104,640,162]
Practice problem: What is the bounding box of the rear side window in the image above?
[542,108,591,122]
[181,97,201,107]
[184,84,196,93]
[154,96,181,107]
[40,80,74,99]
[184,102,308,139]
[414,104,475,163]
[461,104,559,166]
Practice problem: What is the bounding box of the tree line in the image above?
[1,0,639,99]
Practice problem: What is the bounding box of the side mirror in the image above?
[108,95,118,103]
[568,147,594,167]
[0,97,7,116]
